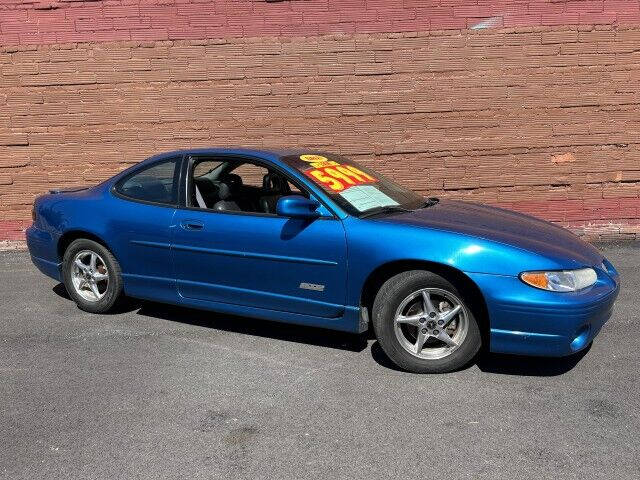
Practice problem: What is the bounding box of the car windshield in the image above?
[281,153,425,217]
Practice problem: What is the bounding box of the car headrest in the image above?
[217,182,232,200]
[222,173,242,191]
[263,172,290,192]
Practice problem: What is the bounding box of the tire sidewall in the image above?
[373,270,481,373]
[62,239,122,313]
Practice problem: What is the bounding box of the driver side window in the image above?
[189,157,308,216]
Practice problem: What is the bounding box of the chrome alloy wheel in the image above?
[70,250,109,302]
[393,288,469,360]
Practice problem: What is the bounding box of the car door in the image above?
[171,156,348,318]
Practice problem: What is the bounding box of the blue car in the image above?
[27,149,620,373]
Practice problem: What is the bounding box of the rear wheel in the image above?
[62,239,123,313]
[372,270,481,373]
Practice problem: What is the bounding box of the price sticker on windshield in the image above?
[300,156,378,192]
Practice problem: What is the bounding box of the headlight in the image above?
[520,268,597,292]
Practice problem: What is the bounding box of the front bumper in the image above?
[467,264,620,356]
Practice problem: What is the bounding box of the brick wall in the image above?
[1,0,640,243]
[2,0,640,44]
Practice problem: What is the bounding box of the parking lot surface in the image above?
[1,243,639,479]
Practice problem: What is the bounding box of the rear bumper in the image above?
[467,266,620,356]
[26,225,61,282]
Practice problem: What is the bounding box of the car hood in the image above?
[379,200,603,268]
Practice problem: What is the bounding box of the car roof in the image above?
[141,147,333,165]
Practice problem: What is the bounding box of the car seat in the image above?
[212,183,242,212]
[260,173,291,214]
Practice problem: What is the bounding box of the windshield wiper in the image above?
[420,197,440,208]
[359,197,439,218]
[360,205,414,219]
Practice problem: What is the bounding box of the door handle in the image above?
[180,220,204,231]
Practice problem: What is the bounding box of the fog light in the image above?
[570,325,591,351]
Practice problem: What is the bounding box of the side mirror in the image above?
[276,195,321,219]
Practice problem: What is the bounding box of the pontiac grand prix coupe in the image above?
[27,149,620,373]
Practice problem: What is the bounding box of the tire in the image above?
[62,238,123,314]
[372,270,481,373]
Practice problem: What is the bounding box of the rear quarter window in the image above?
[115,158,179,205]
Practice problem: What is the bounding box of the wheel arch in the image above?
[360,260,490,349]
[57,230,114,261]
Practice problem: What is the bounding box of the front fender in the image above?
[343,216,566,308]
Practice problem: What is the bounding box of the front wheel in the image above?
[372,270,482,373]
[62,238,123,313]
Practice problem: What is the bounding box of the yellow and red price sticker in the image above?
[304,163,378,192]
[299,154,330,164]
[299,154,378,192]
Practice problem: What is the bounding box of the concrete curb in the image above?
[0,241,28,252]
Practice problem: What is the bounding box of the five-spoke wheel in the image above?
[62,238,123,313]
[373,270,481,373]
[394,288,468,359]
[70,250,110,302]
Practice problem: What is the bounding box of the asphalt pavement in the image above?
[1,243,639,479]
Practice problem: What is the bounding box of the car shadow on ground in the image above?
[53,284,368,353]
[52,283,591,375]
[474,346,591,376]
[137,301,370,353]
[370,340,591,376]
[53,283,144,315]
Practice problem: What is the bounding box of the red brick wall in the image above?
[1,0,640,243]
[2,0,640,44]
